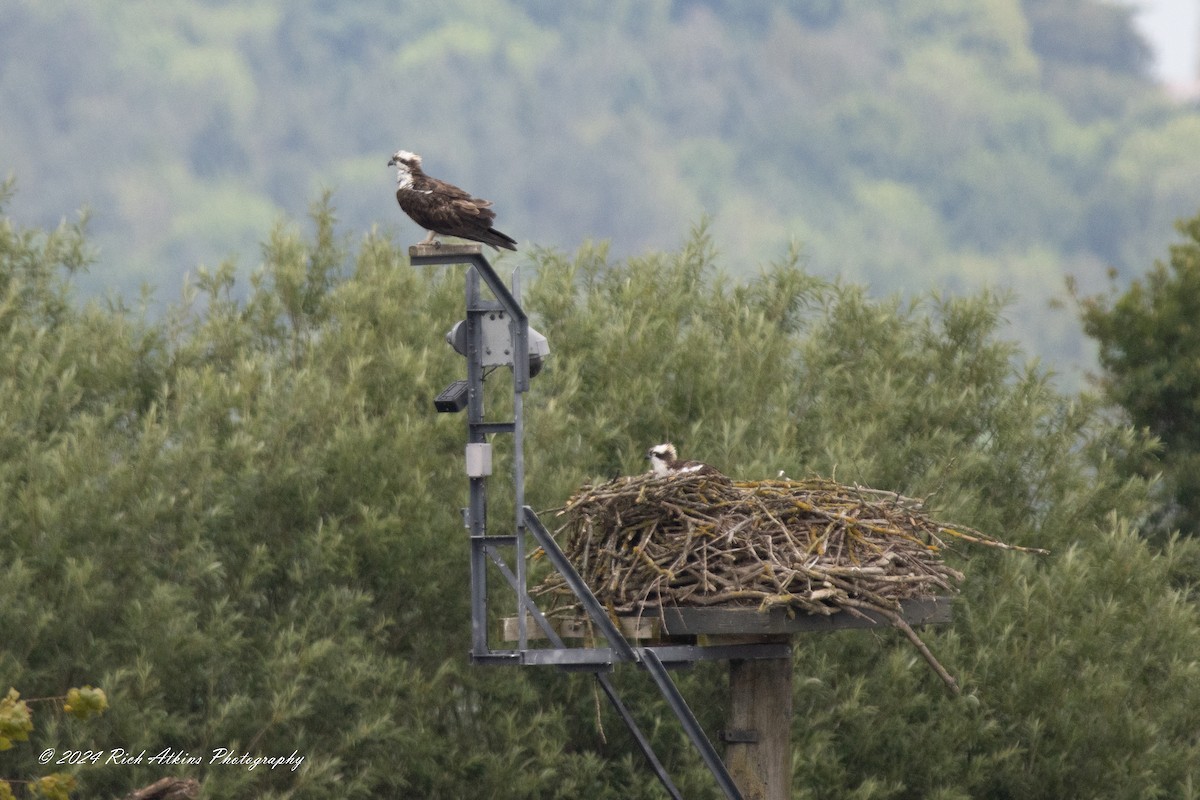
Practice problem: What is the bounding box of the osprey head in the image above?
[646,443,678,477]
[387,150,422,169]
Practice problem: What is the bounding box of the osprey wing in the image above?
[676,460,726,478]
[399,176,517,251]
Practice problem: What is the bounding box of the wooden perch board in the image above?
[502,596,952,642]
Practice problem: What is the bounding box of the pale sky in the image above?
[1129,0,1200,84]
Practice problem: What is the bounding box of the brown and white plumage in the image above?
[387,150,517,251]
[645,443,725,480]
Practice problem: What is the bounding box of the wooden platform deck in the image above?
[503,596,952,643]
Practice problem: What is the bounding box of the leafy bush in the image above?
[3,195,1199,798]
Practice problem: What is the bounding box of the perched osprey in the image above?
[388,150,517,251]
[645,443,724,479]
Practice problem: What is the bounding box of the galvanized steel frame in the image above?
[413,246,750,799]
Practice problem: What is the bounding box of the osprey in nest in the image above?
[388,150,517,251]
[645,443,725,480]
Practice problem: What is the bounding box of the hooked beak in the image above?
[387,156,397,167]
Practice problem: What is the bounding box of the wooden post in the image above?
[725,642,793,800]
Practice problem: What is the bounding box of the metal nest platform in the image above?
[416,244,956,800]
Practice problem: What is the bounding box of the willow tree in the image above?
[1079,211,1200,537]
[4,191,1200,799]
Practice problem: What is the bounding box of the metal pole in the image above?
[512,267,527,653]
[466,267,489,658]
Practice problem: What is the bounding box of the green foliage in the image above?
[1079,210,1200,535]
[0,691,33,752]
[61,689,107,723]
[525,224,823,493]
[1,686,107,800]
[525,223,1200,798]
[28,774,75,800]
[5,194,1200,798]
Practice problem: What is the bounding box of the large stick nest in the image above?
[534,472,1046,693]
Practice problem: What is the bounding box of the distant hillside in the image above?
[2,0,1199,375]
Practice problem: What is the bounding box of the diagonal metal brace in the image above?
[524,506,637,662]
[642,649,744,800]
[484,543,684,799]
[593,673,684,800]
[524,506,744,800]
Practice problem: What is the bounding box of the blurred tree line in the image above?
[1,0,1199,371]
[5,183,1200,798]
